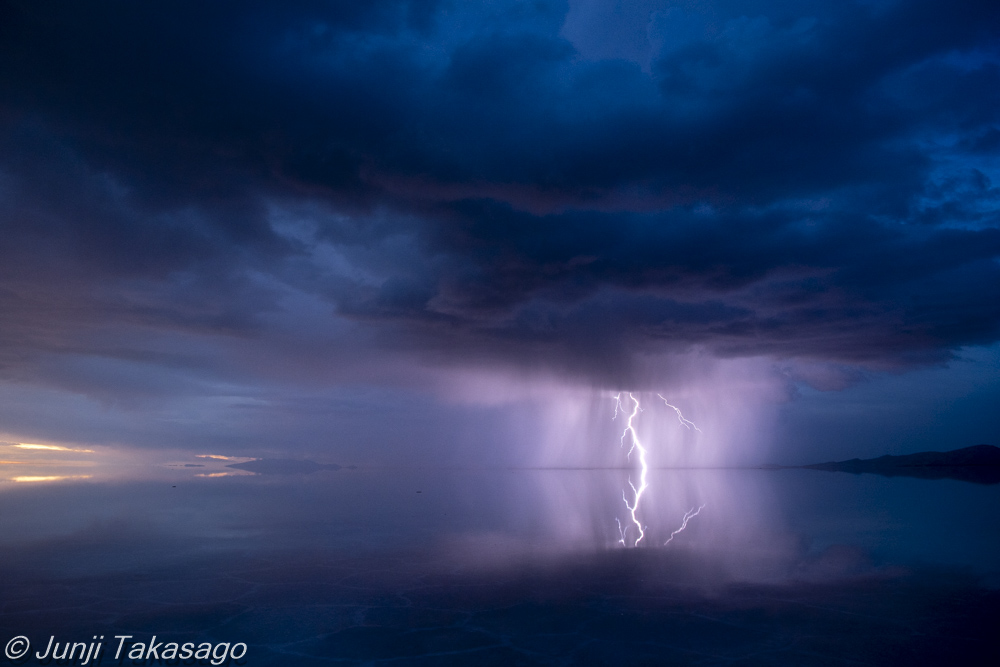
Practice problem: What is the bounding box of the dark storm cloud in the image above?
[1,0,999,388]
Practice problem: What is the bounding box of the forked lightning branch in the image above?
[613,392,706,548]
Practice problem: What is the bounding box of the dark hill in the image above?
[802,444,1000,484]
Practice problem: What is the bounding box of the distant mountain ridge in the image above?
[801,444,1000,484]
[227,458,350,475]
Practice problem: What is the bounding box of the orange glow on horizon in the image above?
[13,443,95,453]
[10,475,93,483]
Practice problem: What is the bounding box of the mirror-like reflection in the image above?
[0,454,998,665]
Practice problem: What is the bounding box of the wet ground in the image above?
[1,463,998,665]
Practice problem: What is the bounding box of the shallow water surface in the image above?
[0,460,998,665]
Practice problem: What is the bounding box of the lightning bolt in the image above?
[614,392,649,547]
[663,504,706,546]
[657,394,702,433]
[612,392,705,548]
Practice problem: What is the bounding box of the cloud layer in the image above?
[1,0,999,400]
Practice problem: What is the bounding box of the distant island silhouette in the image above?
[226,459,355,475]
[797,444,1000,484]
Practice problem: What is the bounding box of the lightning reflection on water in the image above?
[664,504,706,546]
[614,393,649,546]
[613,392,705,548]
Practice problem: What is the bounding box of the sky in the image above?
[0,0,998,466]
